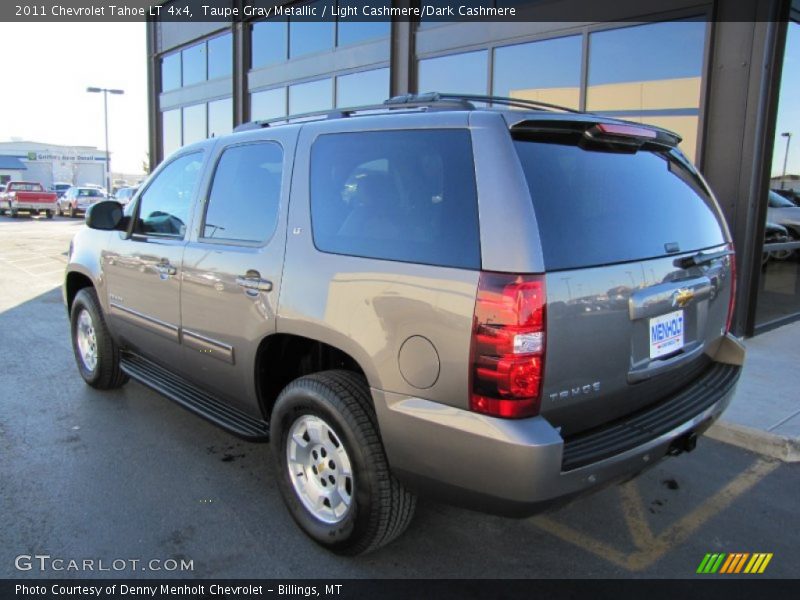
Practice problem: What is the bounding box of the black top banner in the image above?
[1,0,791,22]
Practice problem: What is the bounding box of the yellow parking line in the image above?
[618,480,656,548]
[531,458,779,572]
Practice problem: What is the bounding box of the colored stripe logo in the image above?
[697,553,773,574]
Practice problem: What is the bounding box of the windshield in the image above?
[514,140,727,270]
[769,191,796,208]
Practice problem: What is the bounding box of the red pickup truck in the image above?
[1,181,58,218]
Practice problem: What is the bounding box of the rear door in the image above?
[179,132,294,417]
[512,121,734,435]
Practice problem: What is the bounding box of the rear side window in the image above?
[514,140,726,270]
[203,142,283,243]
[310,130,480,269]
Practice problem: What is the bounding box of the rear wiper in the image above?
[677,249,733,269]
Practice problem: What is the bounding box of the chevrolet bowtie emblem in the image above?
[673,288,695,308]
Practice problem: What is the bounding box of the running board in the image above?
[120,353,269,441]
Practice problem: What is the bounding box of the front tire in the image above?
[270,370,416,555]
[70,288,128,389]
[69,204,76,218]
[45,210,53,219]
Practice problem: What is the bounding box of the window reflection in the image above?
[337,0,390,46]
[252,20,287,68]
[162,109,181,157]
[207,33,232,79]
[587,19,707,160]
[161,53,181,92]
[418,51,488,95]
[181,43,207,86]
[758,20,800,326]
[336,68,389,108]
[493,35,582,110]
[290,4,334,58]
[182,104,207,145]
[208,98,233,137]
[289,79,332,114]
[251,88,287,120]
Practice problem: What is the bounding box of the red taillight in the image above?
[470,272,546,419]
[726,243,736,333]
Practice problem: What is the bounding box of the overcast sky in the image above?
[0,22,147,174]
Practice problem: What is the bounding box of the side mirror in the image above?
[86,200,126,231]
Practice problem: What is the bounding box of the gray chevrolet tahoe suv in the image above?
[63,93,744,555]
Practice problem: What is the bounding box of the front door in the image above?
[103,151,205,367]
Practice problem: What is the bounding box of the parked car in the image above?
[1,181,58,218]
[762,221,792,264]
[771,188,800,207]
[114,186,138,206]
[767,190,800,240]
[64,93,743,555]
[51,182,73,199]
[58,186,107,218]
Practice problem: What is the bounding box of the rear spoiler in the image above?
[511,119,682,150]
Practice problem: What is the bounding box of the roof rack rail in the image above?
[232,91,581,133]
[389,92,581,114]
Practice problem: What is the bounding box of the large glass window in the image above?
[137,153,203,238]
[310,130,481,269]
[493,35,582,110]
[587,19,707,160]
[161,53,181,92]
[208,98,233,138]
[252,20,288,68]
[289,4,334,58]
[181,42,207,86]
[203,143,283,243]
[418,51,488,96]
[182,104,207,145]
[207,33,232,79]
[758,19,800,327]
[289,79,332,115]
[251,88,287,120]
[337,1,390,46]
[336,68,389,108]
[162,109,181,157]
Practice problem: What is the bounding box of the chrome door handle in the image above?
[236,276,273,292]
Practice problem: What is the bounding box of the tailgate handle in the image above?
[629,277,711,321]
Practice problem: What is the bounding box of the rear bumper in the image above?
[373,335,744,517]
[9,201,57,211]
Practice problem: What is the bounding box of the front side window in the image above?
[310,130,480,269]
[202,143,283,243]
[136,153,203,238]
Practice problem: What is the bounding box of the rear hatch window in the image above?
[513,132,726,270]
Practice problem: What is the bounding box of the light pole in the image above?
[86,86,124,196]
[780,132,792,190]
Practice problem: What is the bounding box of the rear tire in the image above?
[270,370,416,555]
[70,288,128,389]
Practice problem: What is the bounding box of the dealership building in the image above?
[0,141,107,189]
[146,0,800,336]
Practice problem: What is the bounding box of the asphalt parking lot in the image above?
[1,214,797,579]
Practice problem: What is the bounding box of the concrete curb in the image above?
[706,420,800,463]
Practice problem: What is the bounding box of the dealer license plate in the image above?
[649,310,684,359]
